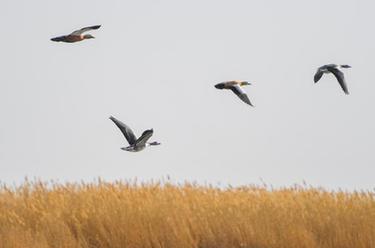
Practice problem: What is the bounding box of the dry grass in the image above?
[0,180,374,248]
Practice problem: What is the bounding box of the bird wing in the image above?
[214,82,225,89]
[314,70,324,83]
[135,129,154,147]
[70,25,101,35]
[109,116,137,145]
[50,35,67,42]
[327,67,349,94]
[230,85,253,106]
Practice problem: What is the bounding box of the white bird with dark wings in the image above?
[314,64,351,95]
[109,116,161,152]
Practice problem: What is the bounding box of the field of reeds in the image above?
[0,180,374,248]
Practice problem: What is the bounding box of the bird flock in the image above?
[51,25,352,152]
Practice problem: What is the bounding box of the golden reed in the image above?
[0,180,374,248]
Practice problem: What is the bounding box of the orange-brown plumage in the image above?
[51,25,100,43]
[215,80,254,106]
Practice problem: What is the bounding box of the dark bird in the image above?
[314,64,351,94]
[215,80,254,106]
[109,116,161,152]
[51,25,101,43]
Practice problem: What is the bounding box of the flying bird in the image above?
[109,116,161,152]
[215,80,254,106]
[51,25,101,43]
[314,64,351,94]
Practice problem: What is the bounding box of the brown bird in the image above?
[51,25,101,43]
[215,80,254,106]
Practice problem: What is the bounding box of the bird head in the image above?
[340,65,351,68]
[149,141,161,146]
[83,34,95,39]
[240,81,251,86]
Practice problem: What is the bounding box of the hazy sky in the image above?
[0,0,374,189]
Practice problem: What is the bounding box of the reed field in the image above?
[0,180,374,248]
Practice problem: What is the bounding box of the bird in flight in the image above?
[51,25,101,43]
[215,80,254,106]
[109,116,161,152]
[314,64,351,95]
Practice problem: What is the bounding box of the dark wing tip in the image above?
[215,83,224,89]
[109,116,121,125]
[314,71,323,83]
[229,86,253,106]
[238,93,253,106]
[244,96,254,107]
[327,67,349,95]
[92,25,101,30]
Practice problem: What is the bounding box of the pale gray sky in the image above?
[0,0,374,189]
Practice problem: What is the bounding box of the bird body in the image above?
[109,116,160,152]
[51,25,101,43]
[215,80,254,106]
[314,64,351,94]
